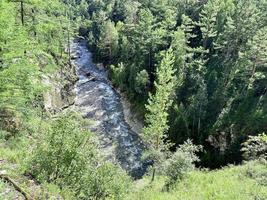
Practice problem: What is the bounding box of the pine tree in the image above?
[143,48,176,181]
[171,29,187,86]
[97,20,119,63]
[0,0,72,136]
[135,69,150,95]
[199,0,219,50]
[131,8,155,70]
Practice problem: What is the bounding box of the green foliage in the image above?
[0,134,30,167]
[80,1,267,165]
[243,160,267,186]
[171,29,187,85]
[83,0,267,167]
[143,49,176,149]
[135,70,150,95]
[97,20,119,63]
[142,49,176,180]
[110,62,127,89]
[164,140,202,188]
[241,133,267,161]
[0,0,72,136]
[127,161,267,200]
[29,112,132,199]
[81,163,132,200]
[29,112,95,185]
[0,1,133,199]
[1,0,267,198]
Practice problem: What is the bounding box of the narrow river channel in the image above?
[71,39,149,178]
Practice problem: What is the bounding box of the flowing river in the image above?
[71,39,149,178]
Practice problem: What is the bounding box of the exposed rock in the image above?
[119,90,144,134]
[42,64,77,113]
[97,63,105,71]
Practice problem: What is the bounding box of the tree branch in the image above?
[0,173,33,200]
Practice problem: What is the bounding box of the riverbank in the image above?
[119,90,144,135]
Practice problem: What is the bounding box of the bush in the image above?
[164,140,202,189]
[243,160,267,186]
[0,109,22,139]
[135,70,150,95]
[80,163,132,200]
[29,111,132,199]
[29,112,95,185]
[241,133,267,160]
[110,63,127,89]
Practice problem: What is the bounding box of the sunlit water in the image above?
[71,40,149,178]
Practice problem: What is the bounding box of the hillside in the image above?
[0,0,267,199]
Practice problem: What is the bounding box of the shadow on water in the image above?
[71,39,150,178]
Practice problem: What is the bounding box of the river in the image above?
[71,39,149,178]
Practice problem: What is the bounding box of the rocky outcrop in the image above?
[43,63,78,113]
[118,90,144,134]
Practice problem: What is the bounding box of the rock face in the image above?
[119,91,144,134]
[43,63,77,113]
[71,39,149,178]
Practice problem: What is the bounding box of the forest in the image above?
[0,0,266,199]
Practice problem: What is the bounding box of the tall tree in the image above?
[97,20,119,63]
[143,48,176,181]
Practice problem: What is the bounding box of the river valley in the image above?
[71,39,148,178]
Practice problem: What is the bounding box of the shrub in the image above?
[241,133,267,160]
[110,62,127,89]
[164,140,202,189]
[29,111,132,199]
[29,112,96,185]
[135,70,150,95]
[243,160,267,186]
[0,109,22,139]
[80,163,132,200]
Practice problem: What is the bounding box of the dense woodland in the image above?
[0,0,266,199]
[73,0,267,167]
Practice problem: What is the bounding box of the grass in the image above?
[0,180,23,200]
[0,136,74,199]
[1,135,266,200]
[127,160,267,200]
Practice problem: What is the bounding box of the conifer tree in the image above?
[97,20,119,63]
[143,48,176,181]
[131,8,155,70]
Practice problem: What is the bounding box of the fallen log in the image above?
[0,173,33,200]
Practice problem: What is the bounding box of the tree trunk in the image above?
[0,174,33,200]
[149,47,151,71]
[20,1,24,26]
[151,168,156,182]
[109,46,112,64]
[68,28,71,66]
[151,135,159,182]
[198,117,201,137]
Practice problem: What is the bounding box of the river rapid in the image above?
[71,39,148,178]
